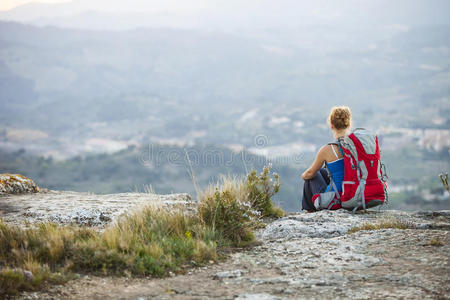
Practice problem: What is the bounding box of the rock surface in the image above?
[0,189,194,227]
[0,173,39,195]
[16,209,450,300]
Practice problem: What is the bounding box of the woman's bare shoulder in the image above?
[316,144,331,158]
[318,144,338,162]
[318,144,332,153]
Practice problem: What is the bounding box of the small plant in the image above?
[440,173,449,194]
[348,219,413,234]
[245,165,283,218]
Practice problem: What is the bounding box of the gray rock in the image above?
[260,210,361,240]
[0,190,196,227]
[214,269,247,280]
[235,293,281,300]
[0,173,39,195]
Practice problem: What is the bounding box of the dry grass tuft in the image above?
[348,219,414,234]
[428,237,443,247]
[198,165,283,247]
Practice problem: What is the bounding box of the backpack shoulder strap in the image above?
[328,141,344,157]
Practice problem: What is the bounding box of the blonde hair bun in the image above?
[328,106,352,130]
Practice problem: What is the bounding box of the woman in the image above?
[301,106,352,212]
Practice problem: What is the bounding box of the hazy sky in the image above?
[0,0,70,11]
[0,0,212,12]
[0,0,382,14]
[1,0,449,30]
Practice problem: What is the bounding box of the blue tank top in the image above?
[325,144,345,192]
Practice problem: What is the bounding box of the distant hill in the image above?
[0,20,449,154]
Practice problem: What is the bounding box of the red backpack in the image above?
[312,128,388,211]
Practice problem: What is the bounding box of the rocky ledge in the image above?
[19,209,450,300]
[0,189,194,227]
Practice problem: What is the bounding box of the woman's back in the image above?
[325,144,344,192]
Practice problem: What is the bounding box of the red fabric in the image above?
[341,133,386,206]
[312,193,342,210]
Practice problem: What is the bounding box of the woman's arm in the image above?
[301,146,326,180]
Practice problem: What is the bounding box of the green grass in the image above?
[0,166,283,296]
